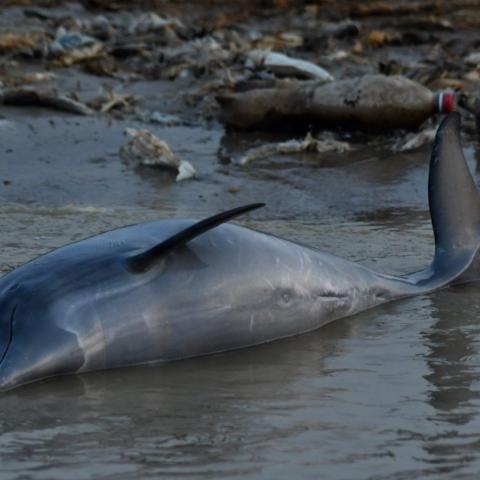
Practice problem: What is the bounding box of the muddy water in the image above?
[1,112,480,479]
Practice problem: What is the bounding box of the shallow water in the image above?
[1,111,480,479]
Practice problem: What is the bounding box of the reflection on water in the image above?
[419,287,480,477]
[0,202,479,480]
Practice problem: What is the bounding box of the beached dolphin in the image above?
[0,113,478,391]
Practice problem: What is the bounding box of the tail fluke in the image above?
[386,113,480,294]
[429,112,480,272]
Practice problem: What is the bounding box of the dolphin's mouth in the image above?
[0,305,16,368]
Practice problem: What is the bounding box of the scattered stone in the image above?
[119,128,196,182]
[464,52,480,67]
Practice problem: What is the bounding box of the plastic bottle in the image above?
[217,74,455,130]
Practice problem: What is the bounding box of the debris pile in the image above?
[1,0,480,183]
[0,0,476,128]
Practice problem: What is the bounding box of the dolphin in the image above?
[0,113,478,392]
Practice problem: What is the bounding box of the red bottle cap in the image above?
[438,91,455,113]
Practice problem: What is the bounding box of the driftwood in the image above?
[0,87,93,115]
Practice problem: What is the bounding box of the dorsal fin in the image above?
[127,203,265,273]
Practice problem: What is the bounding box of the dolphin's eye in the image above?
[278,289,293,306]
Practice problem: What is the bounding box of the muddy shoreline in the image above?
[1,1,480,480]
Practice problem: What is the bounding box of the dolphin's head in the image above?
[0,278,85,392]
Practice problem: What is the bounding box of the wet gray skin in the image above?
[0,113,477,392]
[0,216,410,391]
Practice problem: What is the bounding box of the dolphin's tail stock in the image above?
[384,112,480,296]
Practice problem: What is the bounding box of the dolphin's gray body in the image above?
[0,113,479,391]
